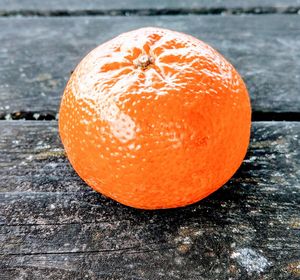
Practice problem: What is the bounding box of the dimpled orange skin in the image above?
[59,27,251,210]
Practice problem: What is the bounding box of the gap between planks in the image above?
[1,112,300,122]
[1,7,300,17]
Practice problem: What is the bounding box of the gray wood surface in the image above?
[0,15,300,118]
[0,121,299,279]
[0,0,299,14]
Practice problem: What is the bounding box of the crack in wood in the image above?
[0,246,174,257]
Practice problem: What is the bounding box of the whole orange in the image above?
[59,27,251,209]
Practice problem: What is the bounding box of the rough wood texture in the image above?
[1,15,300,117]
[0,121,299,279]
[0,0,299,14]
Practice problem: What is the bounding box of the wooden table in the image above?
[0,1,299,279]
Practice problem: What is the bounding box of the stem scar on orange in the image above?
[59,27,251,210]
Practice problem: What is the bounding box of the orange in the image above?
[59,27,251,209]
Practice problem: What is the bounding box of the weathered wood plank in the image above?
[0,15,300,116]
[0,0,299,13]
[0,248,299,280]
[0,121,299,279]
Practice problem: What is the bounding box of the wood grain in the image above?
[0,121,299,279]
[0,15,300,117]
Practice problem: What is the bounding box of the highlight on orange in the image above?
[59,27,251,209]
